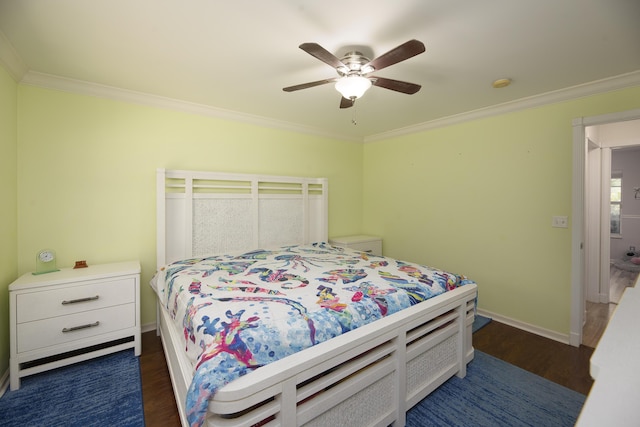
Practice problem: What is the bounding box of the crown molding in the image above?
[14,66,640,145]
[0,30,27,82]
[19,71,362,143]
[364,70,640,143]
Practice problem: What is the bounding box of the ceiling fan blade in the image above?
[363,39,425,72]
[283,77,337,92]
[299,43,347,70]
[371,76,421,94]
[339,97,354,109]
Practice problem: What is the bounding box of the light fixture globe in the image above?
[335,75,372,99]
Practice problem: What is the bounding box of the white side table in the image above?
[329,235,383,256]
[9,261,141,390]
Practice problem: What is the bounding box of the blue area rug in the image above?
[406,351,585,426]
[472,314,492,333]
[0,350,144,427]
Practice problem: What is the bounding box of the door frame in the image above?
[571,108,640,346]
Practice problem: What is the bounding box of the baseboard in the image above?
[141,322,157,334]
[569,331,581,347]
[598,293,610,304]
[476,309,570,345]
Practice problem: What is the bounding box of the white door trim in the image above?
[585,141,601,303]
[599,148,612,304]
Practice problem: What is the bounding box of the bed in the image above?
[153,168,478,427]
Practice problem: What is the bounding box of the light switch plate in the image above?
[552,216,569,228]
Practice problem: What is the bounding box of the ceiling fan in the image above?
[283,39,425,109]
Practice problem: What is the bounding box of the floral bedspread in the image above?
[153,242,475,426]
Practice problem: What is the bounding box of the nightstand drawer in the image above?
[16,277,135,323]
[345,240,383,255]
[16,303,136,353]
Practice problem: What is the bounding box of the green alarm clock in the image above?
[34,249,60,275]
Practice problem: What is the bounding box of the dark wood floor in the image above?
[140,321,594,426]
[140,331,182,427]
[473,321,594,395]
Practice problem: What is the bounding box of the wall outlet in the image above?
[552,216,569,228]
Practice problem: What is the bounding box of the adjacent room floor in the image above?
[582,265,639,348]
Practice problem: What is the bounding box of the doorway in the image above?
[583,143,640,347]
[571,110,640,347]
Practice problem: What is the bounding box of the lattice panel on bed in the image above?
[193,198,254,256]
[157,169,328,266]
[407,334,458,398]
[302,374,395,427]
[259,198,304,246]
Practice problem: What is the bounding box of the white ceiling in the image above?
[1,0,639,141]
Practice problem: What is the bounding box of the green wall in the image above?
[0,65,18,378]
[3,60,640,382]
[363,86,640,334]
[15,85,364,336]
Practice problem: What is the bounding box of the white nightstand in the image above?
[329,235,383,256]
[9,261,141,390]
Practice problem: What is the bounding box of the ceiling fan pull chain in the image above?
[352,100,358,125]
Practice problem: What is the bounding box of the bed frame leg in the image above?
[277,378,297,426]
[455,303,467,379]
[394,334,407,427]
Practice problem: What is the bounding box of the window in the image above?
[611,172,622,235]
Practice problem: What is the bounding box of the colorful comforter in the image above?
[152,242,475,426]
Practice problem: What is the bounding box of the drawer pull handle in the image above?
[61,295,100,305]
[62,321,100,333]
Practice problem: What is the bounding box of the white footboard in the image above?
[158,283,477,427]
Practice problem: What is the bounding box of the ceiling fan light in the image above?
[335,76,372,99]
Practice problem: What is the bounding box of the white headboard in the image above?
[156,169,328,266]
